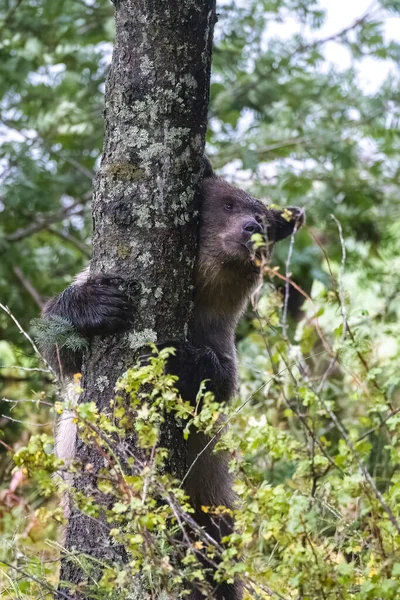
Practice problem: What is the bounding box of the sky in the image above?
[219,0,400,93]
[284,0,400,92]
[215,0,400,178]
[2,0,399,150]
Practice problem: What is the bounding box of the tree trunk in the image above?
[58,0,216,596]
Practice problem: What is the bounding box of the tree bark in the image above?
[58,0,216,596]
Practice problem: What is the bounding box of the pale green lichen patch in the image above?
[139,55,154,76]
[96,375,109,392]
[117,245,131,259]
[132,98,160,127]
[128,328,157,350]
[183,73,198,89]
[191,133,203,151]
[164,127,190,147]
[154,287,163,300]
[180,190,194,208]
[137,251,154,267]
[132,205,152,228]
[97,256,116,272]
[174,213,189,226]
[141,284,152,295]
[105,163,145,182]
[138,142,166,174]
[127,125,149,149]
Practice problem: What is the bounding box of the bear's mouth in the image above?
[222,237,266,269]
[242,241,265,266]
[244,236,267,255]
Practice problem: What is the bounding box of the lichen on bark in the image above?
[58,0,216,596]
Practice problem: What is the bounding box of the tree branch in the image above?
[292,2,379,55]
[13,266,44,309]
[46,226,91,257]
[0,0,25,33]
[5,196,90,242]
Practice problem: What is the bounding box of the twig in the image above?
[301,522,327,600]
[5,196,90,243]
[13,266,44,309]
[257,137,307,158]
[0,365,50,373]
[0,373,51,383]
[292,1,379,55]
[0,560,74,600]
[281,210,305,339]
[251,303,344,478]
[0,303,41,359]
[0,439,13,451]
[0,0,25,33]
[312,217,400,535]
[64,157,94,181]
[317,390,400,535]
[357,407,400,442]
[141,443,156,505]
[311,230,388,400]
[213,138,308,169]
[264,265,333,356]
[181,351,332,488]
[0,414,52,427]
[2,397,53,407]
[316,215,347,394]
[165,494,194,552]
[0,302,55,376]
[46,225,91,257]
[165,496,290,600]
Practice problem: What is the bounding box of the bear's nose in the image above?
[243,219,263,235]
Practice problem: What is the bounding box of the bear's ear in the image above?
[270,207,305,242]
[203,155,216,179]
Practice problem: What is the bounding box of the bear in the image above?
[41,159,304,599]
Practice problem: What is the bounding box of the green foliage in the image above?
[32,314,88,352]
[1,0,400,598]
[7,351,239,598]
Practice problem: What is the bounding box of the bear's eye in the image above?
[224,202,234,211]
